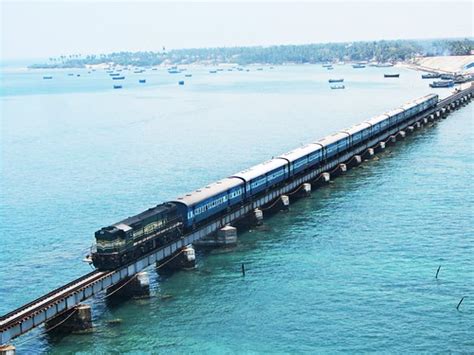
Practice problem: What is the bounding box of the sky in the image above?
[1,0,472,60]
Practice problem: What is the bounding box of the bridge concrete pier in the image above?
[388,135,397,144]
[106,272,150,300]
[300,182,311,197]
[194,225,238,247]
[279,195,290,211]
[415,121,421,129]
[406,126,414,134]
[253,208,264,225]
[0,345,15,355]
[398,131,406,139]
[363,147,375,158]
[314,172,330,186]
[331,163,347,178]
[45,304,92,334]
[348,154,362,168]
[158,245,196,271]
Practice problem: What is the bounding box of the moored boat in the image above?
[328,78,344,83]
[421,73,441,79]
[43,76,53,79]
[384,74,400,78]
[330,84,345,89]
[113,85,122,89]
[178,80,185,85]
[139,79,146,83]
[112,76,125,80]
[352,64,365,69]
[185,74,192,77]
[429,80,454,88]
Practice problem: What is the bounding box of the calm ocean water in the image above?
[0,64,472,353]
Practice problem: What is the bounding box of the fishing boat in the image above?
[139,79,146,83]
[352,64,365,69]
[43,76,53,79]
[328,79,344,83]
[429,80,454,88]
[178,80,185,85]
[421,73,441,79]
[113,85,122,89]
[112,76,125,80]
[384,74,400,78]
[440,74,455,80]
[330,84,345,89]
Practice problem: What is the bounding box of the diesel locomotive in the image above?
[92,93,439,270]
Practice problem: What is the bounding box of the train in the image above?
[92,93,439,270]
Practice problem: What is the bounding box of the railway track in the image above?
[0,270,108,329]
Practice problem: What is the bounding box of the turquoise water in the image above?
[1,65,472,353]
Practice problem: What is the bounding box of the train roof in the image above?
[172,177,243,207]
[315,132,349,147]
[365,114,389,125]
[277,143,322,162]
[113,202,177,228]
[230,159,288,181]
[385,107,404,117]
[340,122,372,135]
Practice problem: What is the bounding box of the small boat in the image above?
[326,66,334,70]
[227,69,233,71]
[330,85,345,89]
[217,68,224,72]
[168,69,180,74]
[328,79,344,83]
[269,66,274,69]
[440,74,454,80]
[152,68,158,71]
[178,80,185,85]
[139,79,146,83]
[185,74,192,77]
[454,76,469,84]
[384,74,400,78]
[376,63,394,67]
[76,74,81,77]
[67,73,74,76]
[209,70,217,74]
[429,80,454,88]
[352,64,365,69]
[421,73,441,79]
[43,76,53,79]
[322,63,332,68]
[113,85,122,89]
[134,70,145,74]
[112,76,125,80]
[257,68,263,71]
[109,73,120,76]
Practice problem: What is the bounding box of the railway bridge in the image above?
[1,85,473,353]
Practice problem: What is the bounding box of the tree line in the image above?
[30,38,473,68]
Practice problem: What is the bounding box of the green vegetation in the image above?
[29,38,473,68]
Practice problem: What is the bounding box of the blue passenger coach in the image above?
[277,143,323,175]
[231,159,289,196]
[173,178,244,227]
[341,122,372,147]
[316,132,350,160]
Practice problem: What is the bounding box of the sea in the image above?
[0,63,472,353]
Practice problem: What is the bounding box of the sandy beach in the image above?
[401,55,474,74]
